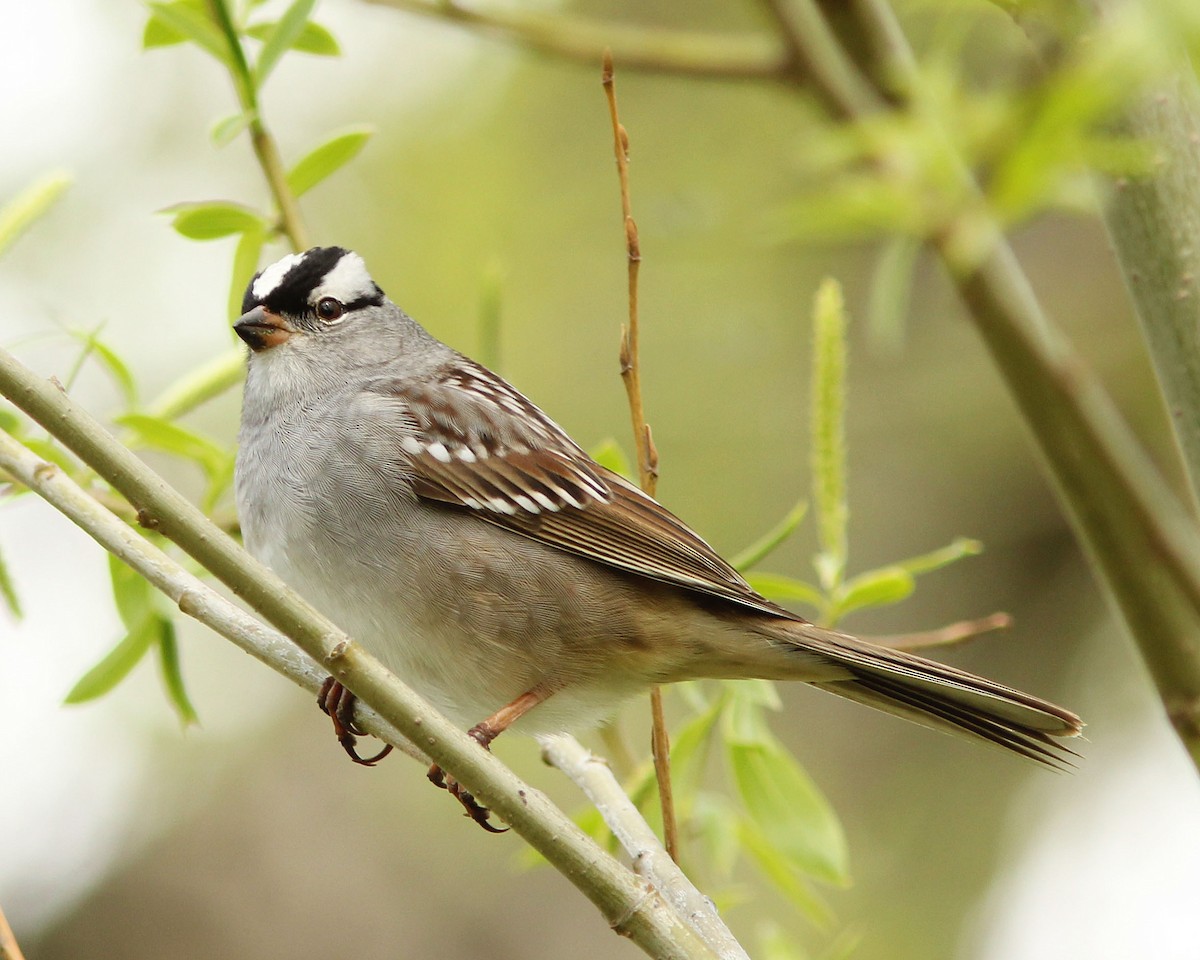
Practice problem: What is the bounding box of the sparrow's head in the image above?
[235,246,388,352]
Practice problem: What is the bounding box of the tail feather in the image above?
[781,624,1083,767]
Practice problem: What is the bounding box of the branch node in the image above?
[625,216,641,260]
[136,508,160,530]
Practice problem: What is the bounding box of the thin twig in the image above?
[0,901,26,960]
[867,612,1012,652]
[542,735,751,960]
[603,50,678,864]
[0,348,720,960]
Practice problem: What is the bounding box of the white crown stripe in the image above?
[252,252,307,299]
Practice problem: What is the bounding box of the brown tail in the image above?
[784,623,1084,767]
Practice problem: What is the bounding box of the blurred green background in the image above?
[2,2,1198,959]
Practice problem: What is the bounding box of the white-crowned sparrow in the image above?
[234,246,1082,824]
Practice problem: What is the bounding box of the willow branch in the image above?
[804,0,1200,765]
[542,735,750,960]
[1094,65,1200,514]
[0,346,719,960]
[363,0,785,81]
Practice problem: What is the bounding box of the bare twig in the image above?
[0,901,26,960]
[0,347,721,960]
[867,612,1012,652]
[542,735,750,960]
[603,51,678,864]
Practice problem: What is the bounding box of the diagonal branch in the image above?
[0,345,720,960]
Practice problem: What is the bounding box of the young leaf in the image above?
[811,278,849,592]
[143,14,186,48]
[157,619,199,725]
[896,536,982,576]
[744,572,824,610]
[246,19,339,56]
[164,201,268,240]
[254,0,318,84]
[108,551,154,630]
[0,171,72,258]
[145,2,231,65]
[731,500,808,572]
[727,733,849,886]
[589,438,633,479]
[64,616,157,704]
[66,328,137,407]
[116,413,230,478]
[830,565,915,619]
[867,235,920,354]
[210,111,255,147]
[286,127,374,197]
[0,541,22,619]
[739,818,835,927]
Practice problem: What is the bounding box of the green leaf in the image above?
[253,0,318,84]
[811,278,849,592]
[731,500,808,572]
[108,551,154,630]
[157,620,199,725]
[143,13,186,48]
[744,572,824,609]
[477,259,505,371]
[0,171,72,258]
[66,328,137,407]
[145,2,231,64]
[64,615,157,704]
[247,19,340,56]
[896,536,983,576]
[727,734,849,885]
[0,405,24,436]
[286,126,374,197]
[867,235,920,355]
[228,226,266,321]
[116,413,230,479]
[209,111,255,147]
[831,565,915,619]
[667,696,724,797]
[0,541,22,619]
[740,818,835,927]
[164,201,268,240]
[588,438,632,479]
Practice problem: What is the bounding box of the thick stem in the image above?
[1098,67,1200,514]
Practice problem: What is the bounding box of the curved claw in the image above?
[427,762,508,833]
[317,677,393,766]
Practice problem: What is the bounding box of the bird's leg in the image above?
[429,687,551,833]
[317,677,393,766]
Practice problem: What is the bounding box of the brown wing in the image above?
[368,361,793,620]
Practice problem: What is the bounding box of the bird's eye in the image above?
[315,297,344,323]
